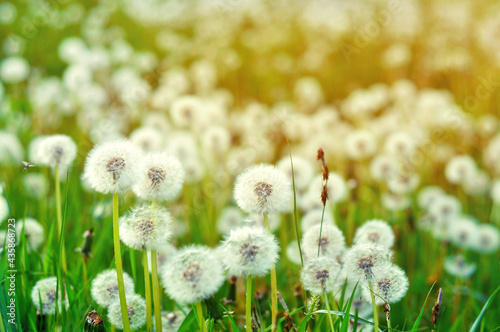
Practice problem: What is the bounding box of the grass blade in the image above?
[469,286,500,332]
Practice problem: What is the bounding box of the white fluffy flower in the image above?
[31,277,67,315]
[369,154,399,182]
[286,241,303,265]
[303,172,347,210]
[245,214,281,233]
[345,130,377,160]
[0,56,30,83]
[449,217,479,250]
[301,256,341,294]
[381,192,410,211]
[417,186,445,210]
[386,172,420,194]
[108,294,147,330]
[16,218,44,250]
[463,170,490,196]
[301,209,335,234]
[342,244,393,282]
[474,224,500,254]
[38,135,77,171]
[169,96,202,128]
[302,223,345,260]
[82,140,143,194]
[234,164,292,215]
[443,254,476,279]
[361,264,409,305]
[216,206,245,234]
[0,131,24,166]
[221,226,279,277]
[162,245,225,304]
[445,155,477,185]
[353,219,395,249]
[90,269,135,307]
[153,310,187,332]
[384,132,416,157]
[130,127,165,152]
[276,156,314,191]
[22,173,49,199]
[119,205,173,251]
[133,152,185,201]
[428,195,461,223]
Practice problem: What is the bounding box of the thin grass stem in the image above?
[246,275,253,332]
[151,249,162,332]
[322,292,335,332]
[368,281,379,332]
[195,301,207,332]
[55,166,67,274]
[143,249,153,332]
[263,214,278,332]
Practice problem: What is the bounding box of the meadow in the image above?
[0,0,500,331]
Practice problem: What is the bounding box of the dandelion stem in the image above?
[368,281,379,332]
[322,292,335,332]
[143,250,153,332]
[151,249,162,332]
[246,275,253,332]
[111,325,115,332]
[386,315,392,330]
[55,166,67,274]
[195,301,207,332]
[113,193,131,332]
[263,214,278,332]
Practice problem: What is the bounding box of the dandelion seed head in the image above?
[169,96,202,128]
[417,186,445,210]
[38,135,77,171]
[90,269,135,307]
[15,218,44,250]
[221,225,279,277]
[301,256,341,294]
[301,209,335,234]
[276,156,314,191]
[30,277,67,315]
[354,219,395,249]
[108,294,147,329]
[381,192,410,211]
[234,164,292,215]
[474,224,500,254]
[0,56,30,83]
[345,129,377,160]
[119,205,173,250]
[153,310,188,332]
[22,173,49,199]
[445,155,477,185]
[130,127,165,152]
[443,254,476,279]
[370,154,399,182]
[361,264,409,305]
[162,245,224,304]
[216,206,245,234]
[449,216,479,249]
[302,223,345,259]
[384,132,416,157]
[342,243,393,282]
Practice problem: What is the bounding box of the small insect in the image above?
[86,310,104,326]
[22,161,36,171]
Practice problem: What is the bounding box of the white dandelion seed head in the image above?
[108,294,147,330]
[130,127,165,153]
[0,196,9,224]
[216,206,245,235]
[153,310,188,332]
[58,37,87,64]
[384,132,416,157]
[301,256,341,294]
[90,269,135,307]
[245,214,281,233]
[143,112,172,134]
[353,219,395,249]
[449,216,479,250]
[345,130,377,161]
[221,225,280,277]
[443,254,476,279]
[162,245,225,305]
[445,155,477,185]
[169,95,202,129]
[463,170,490,196]
[381,192,410,211]
[0,56,30,83]
[417,186,445,210]
[276,155,314,192]
[15,218,44,250]
[428,195,461,223]
[82,140,143,194]
[165,131,198,163]
[38,135,77,171]
[148,243,177,274]
[0,131,24,166]
[119,205,173,251]
[474,224,500,254]
[181,157,205,185]
[22,173,49,199]
[30,277,68,315]
[301,209,335,234]
[201,125,231,156]
[342,243,393,282]
[386,172,420,194]
[369,154,399,183]
[286,241,303,266]
[0,2,17,25]
[234,164,292,215]
[302,223,346,259]
[361,264,409,305]
[133,152,185,201]
[303,172,348,210]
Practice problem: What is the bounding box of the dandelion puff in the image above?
[30,277,68,315]
[38,134,77,171]
[216,206,245,235]
[130,127,164,153]
[384,132,416,157]
[221,225,280,277]
[302,223,346,259]
[417,186,445,210]
[381,192,410,211]
[133,152,185,201]
[445,155,477,185]
[276,156,314,192]
[162,245,224,305]
[301,209,335,234]
[345,129,377,161]
[119,205,173,251]
[90,269,135,307]
[22,173,49,199]
[449,217,479,250]
[153,310,188,332]
[386,172,420,194]
[342,243,393,282]
[353,219,395,249]
[474,224,500,254]
[234,164,292,215]
[169,96,202,129]
[301,256,341,294]
[428,195,461,223]
[361,264,409,305]
[443,254,476,279]
[463,170,490,196]
[108,294,147,330]
[15,218,44,250]
[369,154,399,183]
[82,140,143,194]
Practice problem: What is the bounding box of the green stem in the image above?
[263,214,278,332]
[246,275,253,332]
[113,193,131,332]
[55,167,67,274]
[143,250,153,332]
[368,281,379,332]
[322,293,335,332]
[151,249,163,332]
[195,301,207,332]
[387,315,392,331]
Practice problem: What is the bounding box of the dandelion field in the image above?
[1,0,500,331]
